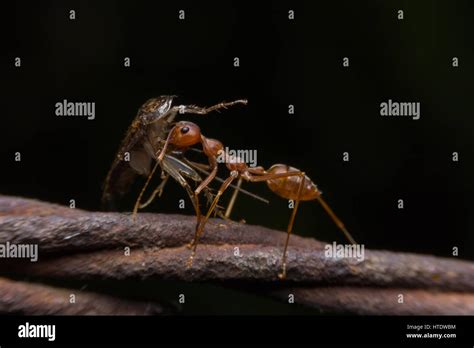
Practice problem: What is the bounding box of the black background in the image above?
[1,315,473,344]
[1,0,473,314]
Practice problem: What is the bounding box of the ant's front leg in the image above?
[185,187,222,250]
[187,171,239,267]
[185,162,220,266]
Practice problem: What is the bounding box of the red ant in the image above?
[159,121,357,279]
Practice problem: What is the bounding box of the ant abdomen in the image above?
[266,164,320,201]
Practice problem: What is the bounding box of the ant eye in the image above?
[181,126,190,134]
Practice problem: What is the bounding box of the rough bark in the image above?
[1,195,473,315]
[0,276,166,315]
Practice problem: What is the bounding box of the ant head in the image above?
[169,121,201,148]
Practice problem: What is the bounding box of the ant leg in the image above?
[315,195,357,244]
[216,209,233,221]
[132,135,170,218]
[246,170,304,183]
[279,174,305,279]
[159,159,203,251]
[225,177,242,219]
[186,159,218,252]
[249,161,355,244]
[132,160,160,221]
[201,188,232,221]
[184,158,269,205]
[184,159,211,171]
[243,170,308,279]
[172,99,247,115]
[194,161,218,195]
[157,126,177,162]
[247,170,357,267]
[201,171,238,230]
[138,173,169,209]
[187,171,239,267]
[183,186,203,254]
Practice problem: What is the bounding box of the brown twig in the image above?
[0,276,166,315]
[268,287,474,315]
[0,195,474,315]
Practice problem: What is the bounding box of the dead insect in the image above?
[160,122,357,279]
[102,96,263,228]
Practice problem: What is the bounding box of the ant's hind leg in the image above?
[279,174,305,280]
[244,169,307,279]
[315,195,357,245]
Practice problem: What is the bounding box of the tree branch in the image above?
[0,276,166,315]
[1,195,474,315]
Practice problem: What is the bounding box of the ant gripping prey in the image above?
[102,96,357,280]
[101,96,265,231]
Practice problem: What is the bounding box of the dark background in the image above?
[1,0,473,314]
